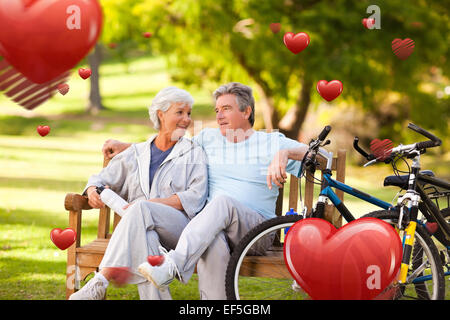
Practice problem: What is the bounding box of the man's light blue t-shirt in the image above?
[193,128,305,220]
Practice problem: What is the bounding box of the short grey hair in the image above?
[148,87,194,130]
[213,82,255,126]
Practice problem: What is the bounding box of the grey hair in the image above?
[213,82,255,126]
[148,86,194,130]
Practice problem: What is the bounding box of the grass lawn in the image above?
[0,55,448,300]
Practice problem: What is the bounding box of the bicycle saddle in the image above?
[383,170,435,189]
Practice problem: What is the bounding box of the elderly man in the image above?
[103,82,309,299]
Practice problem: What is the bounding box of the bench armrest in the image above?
[64,193,92,211]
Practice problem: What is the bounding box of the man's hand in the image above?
[121,195,183,211]
[122,201,135,211]
[266,149,289,190]
[102,139,132,160]
[86,186,106,209]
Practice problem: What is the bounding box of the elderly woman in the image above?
[69,87,208,300]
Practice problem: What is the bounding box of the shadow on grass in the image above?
[0,207,98,235]
[0,115,153,139]
[0,256,67,299]
[0,144,101,158]
[0,106,214,139]
[0,176,86,193]
[0,115,92,136]
[0,253,200,300]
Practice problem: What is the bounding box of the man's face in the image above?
[215,94,251,136]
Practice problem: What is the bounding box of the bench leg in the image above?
[65,262,78,299]
[66,210,82,299]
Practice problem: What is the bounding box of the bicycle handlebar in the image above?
[353,137,375,161]
[318,125,331,141]
[302,125,333,171]
[353,123,442,165]
[407,123,442,149]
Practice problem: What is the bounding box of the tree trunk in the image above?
[232,51,279,130]
[278,76,313,140]
[86,43,104,114]
[253,83,279,131]
[232,48,311,139]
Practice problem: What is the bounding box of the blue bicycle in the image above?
[225,124,446,300]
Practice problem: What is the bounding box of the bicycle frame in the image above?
[309,149,395,222]
[304,127,447,288]
[316,172,394,223]
[415,173,450,244]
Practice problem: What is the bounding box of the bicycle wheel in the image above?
[362,210,445,300]
[225,215,306,300]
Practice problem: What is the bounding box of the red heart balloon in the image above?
[362,18,375,29]
[316,80,343,101]
[108,43,118,49]
[284,218,402,300]
[57,83,69,95]
[50,228,76,250]
[283,32,310,54]
[78,68,92,80]
[425,222,438,235]
[0,59,70,110]
[0,0,103,84]
[147,255,164,266]
[37,125,50,137]
[142,32,152,38]
[370,138,393,161]
[270,23,281,34]
[107,267,132,287]
[391,38,415,60]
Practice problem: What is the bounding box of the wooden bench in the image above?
[64,150,346,299]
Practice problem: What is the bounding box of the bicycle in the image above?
[225,124,446,300]
[353,124,450,299]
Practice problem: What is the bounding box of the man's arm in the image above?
[123,194,183,211]
[266,145,308,189]
[148,195,183,210]
[102,139,132,159]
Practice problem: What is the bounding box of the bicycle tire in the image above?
[362,210,445,300]
[225,215,304,300]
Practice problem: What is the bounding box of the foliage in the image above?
[101,0,449,139]
[1,0,448,138]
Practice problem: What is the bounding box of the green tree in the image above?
[132,0,449,139]
[86,0,159,113]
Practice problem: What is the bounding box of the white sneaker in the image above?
[68,274,107,300]
[138,246,180,289]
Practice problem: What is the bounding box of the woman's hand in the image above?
[102,139,132,160]
[266,149,289,190]
[86,186,106,208]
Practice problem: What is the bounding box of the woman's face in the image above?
[158,102,192,140]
